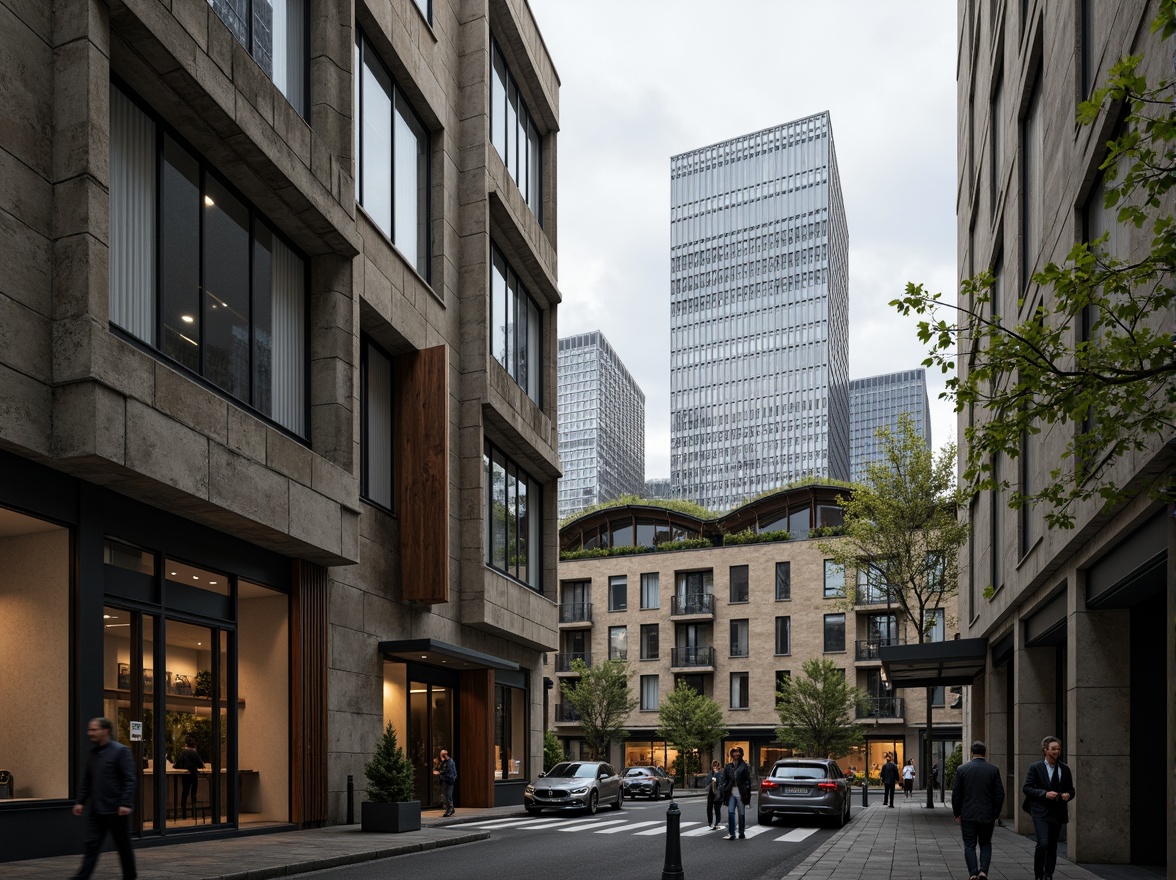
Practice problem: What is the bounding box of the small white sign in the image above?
[129,721,143,742]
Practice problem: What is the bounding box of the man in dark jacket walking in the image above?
[880,754,900,807]
[72,717,136,880]
[1023,736,1075,880]
[433,749,457,817]
[720,747,752,839]
[952,741,1005,880]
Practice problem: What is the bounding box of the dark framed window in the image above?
[411,0,431,24]
[823,613,846,653]
[640,675,658,711]
[209,0,307,116]
[354,30,431,278]
[640,623,659,660]
[730,672,749,709]
[109,83,308,438]
[640,572,659,609]
[823,560,845,598]
[490,39,542,218]
[1021,70,1043,291]
[483,440,542,589]
[775,670,791,705]
[729,619,749,658]
[774,616,791,655]
[608,626,627,661]
[608,576,627,611]
[990,72,1003,214]
[729,565,749,603]
[494,683,527,780]
[491,245,542,404]
[360,338,394,509]
[924,608,946,642]
[775,561,791,600]
[931,686,946,707]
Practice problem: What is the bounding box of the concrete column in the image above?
[984,662,1011,820]
[1068,600,1130,862]
[1013,636,1055,834]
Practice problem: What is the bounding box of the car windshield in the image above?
[772,764,831,780]
[547,763,599,779]
[625,767,653,777]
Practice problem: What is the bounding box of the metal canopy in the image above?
[378,638,519,672]
[879,638,988,688]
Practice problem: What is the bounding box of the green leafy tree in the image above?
[560,658,637,760]
[657,682,728,784]
[944,744,964,789]
[892,4,1176,530]
[774,658,866,758]
[543,729,565,772]
[820,413,968,807]
[364,722,416,803]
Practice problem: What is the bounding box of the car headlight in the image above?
[570,787,589,795]
[525,785,535,794]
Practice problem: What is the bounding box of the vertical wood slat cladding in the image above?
[395,345,450,603]
[459,669,494,808]
[291,560,328,826]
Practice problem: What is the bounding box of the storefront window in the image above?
[494,685,525,780]
[237,580,289,822]
[0,509,70,800]
[623,741,679,775]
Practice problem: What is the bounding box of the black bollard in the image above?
[346,774,354,825]
[861,781,868,808]
[661,800,684,880]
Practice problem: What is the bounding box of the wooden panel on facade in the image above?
[291,560,328,826]
[395,345,450,603]
[458,668,494,808]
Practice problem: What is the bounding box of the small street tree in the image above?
[820,413,968,807]
[543,729,566,772]
[774,658,866,759]
[560,658,637,760]
[657,682,727,785]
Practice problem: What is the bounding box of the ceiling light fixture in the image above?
[181,314,194,324]
[204,195,215,207]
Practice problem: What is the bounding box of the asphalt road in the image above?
[304,796,848,880]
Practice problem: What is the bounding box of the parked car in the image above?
[758,758,851,827]
[622,765,674,800]
[524,761,624,815]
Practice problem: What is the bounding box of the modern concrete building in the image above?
[0,0,560,860]
[945,0,1173,871]
[644,477,672,501]
[849,369,932,483]
[669,114,850,511]
[553,487,961,779]
[557,331,645,519]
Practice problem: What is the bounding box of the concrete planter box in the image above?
[361,800,421,832]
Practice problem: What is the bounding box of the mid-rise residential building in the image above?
[669,115,850,510]
[0,0,560,860]
[557,331,645,519]
[849,370,932,482]
[552,487,961,778]
[946,0,1172,870]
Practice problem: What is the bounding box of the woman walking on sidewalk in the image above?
[902,758,916,798]
[706,760,724,830]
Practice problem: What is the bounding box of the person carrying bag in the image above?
[705,760,724,830]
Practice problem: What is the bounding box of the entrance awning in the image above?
[879,638,987,688]
[379,638,519,671]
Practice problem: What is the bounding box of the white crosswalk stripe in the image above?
[681,825,724,837]
[633,820,701,836]
[558,818,629,832]
[512,817,593,829]
[740,825,774,838]
[471,813,826,843]
[776,826,818,842]
[469,817,550,828]
[595,820,662,833]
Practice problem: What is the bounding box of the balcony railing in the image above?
[554,651,591,672]
[855,637,902,661]
[554,703,582,723]
[856,696,904,719]
[559,602,593,624]
[671,593,714,616]
[608,648,628,661]
[670,646,715,668]
[856,588,893,606]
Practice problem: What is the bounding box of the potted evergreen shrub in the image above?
[361,722,420,832]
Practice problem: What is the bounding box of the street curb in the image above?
[210,831,490,880]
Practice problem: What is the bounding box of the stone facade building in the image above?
[955,0,1172,870]
[0,0,560,860]
[553,487,962,780]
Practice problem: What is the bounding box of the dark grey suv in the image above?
[757,758,851,827]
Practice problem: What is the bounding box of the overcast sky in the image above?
[527,0,960,479]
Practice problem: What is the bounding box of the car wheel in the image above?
[758,810,773,826]
[586,790,598,815]
[651,783,659,800]
[612,788,623,810]
[665,784,673,800]
[526,807,541,815]
[843,799,851,825]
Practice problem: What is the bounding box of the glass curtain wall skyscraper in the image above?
[849,369,932,483]
[670,114,850,510]
[558,331,646,519]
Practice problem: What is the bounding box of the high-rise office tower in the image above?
[558,331,646,519]
[670,114,850,510]
[849,369,932,482]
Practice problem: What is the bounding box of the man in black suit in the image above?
[879,754,899,807]
[952,741,1005,880]
[1022,735,1076,880]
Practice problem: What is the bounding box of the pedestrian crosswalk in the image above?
[467,815,822,843]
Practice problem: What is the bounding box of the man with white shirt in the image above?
[1022,736,1075,880]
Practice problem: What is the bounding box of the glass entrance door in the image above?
[103,606,157,834]
[408,682,453,807]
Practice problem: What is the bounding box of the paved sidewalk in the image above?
[783,795,1111,880]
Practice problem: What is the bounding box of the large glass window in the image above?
[775,561,791,600]
[640,675,658,711]
[490,40,542,218]
[355,31,431,277]
[729,619,749,658]
[491,246,542,403]
[730,672,749,709]
[110,85,307,437]
[609,576,627,611]
[774,616,791,655]
[484,440,542,589]
[823,560,845,598]
[640,623,659,660]
[494,684,526,780]
[0,509,70,800]
[608,625,627,661]
[824,613,846,652]
[208,0,306,116]
[640,572,659,609]
[1021,71,1043,290]
[729,565,749,603]
[361,338,394,509]
[924,608,946,643]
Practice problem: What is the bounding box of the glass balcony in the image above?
[670,646,715,668]
[671,593,714,617]
[855,637,902,661]
[559,602,593,624]
[554,651,591,673]
[554,703,582,723]
[856,696,904,719]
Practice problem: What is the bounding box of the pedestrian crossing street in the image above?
[466,813,821,843]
